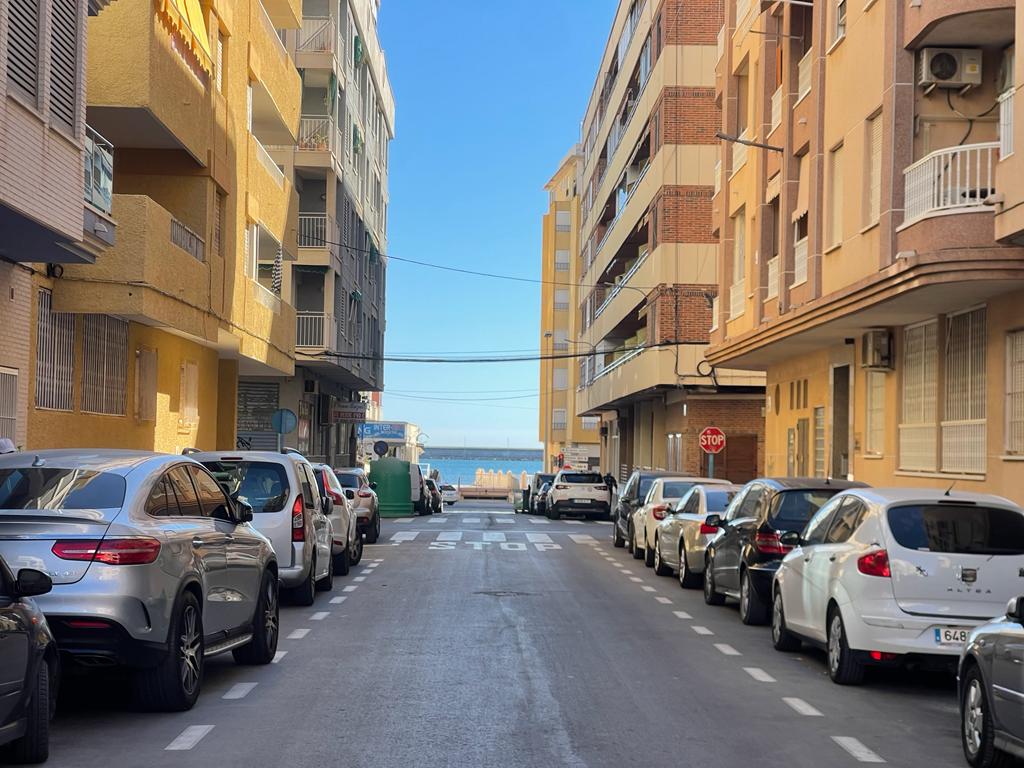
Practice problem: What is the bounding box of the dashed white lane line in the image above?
[272,651,287,663]
[526,533,553,543]
[619,569,634,575]
[743,667,776,683]
[831,737,884,763]
[165,725,215,751]
[438,531,463,541]
[390,531,419,542]
[287,628,310,640]
[655,596,672,604]
[366,562,380,568]
[482,532,506,542]
[595,521,612,525]
[372,559,383,563]
[495,518,514,524]
[222,683,258,700]
[714,643,741,656]
[692,626,714,635]
[428,517,445,524]
[528,518,550,524]
[629,576,643,583]
[310,612,329,621]
[673,611,692,619]
[464,518,481,523]
[342,585,358,593]
[353,576,366,582]
[568,534,596,543]
[393,518,413,524]
[329,596,347,604]
[784,698,824,717]
[640,586,657,592]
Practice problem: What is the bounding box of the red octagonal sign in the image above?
[699,426,726,455]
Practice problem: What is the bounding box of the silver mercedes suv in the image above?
[0,450,280,712]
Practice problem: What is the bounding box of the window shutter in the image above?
[867,115,883,224]
[0,368,18,441]
[553,368,568,391]
[7,0,41,100]
[828,145,843,247]
[49,0,80,130]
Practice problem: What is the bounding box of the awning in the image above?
[793,153,809,222]
[765,171,781,202]
[159,0,213,74]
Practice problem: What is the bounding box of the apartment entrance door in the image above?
[831,364,851,478]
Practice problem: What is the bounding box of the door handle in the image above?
[192,537,207,548]
[829,555,837,562]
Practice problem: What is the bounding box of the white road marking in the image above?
[655,596,672,604]
[629,576,643,583]
[564,520,583,525]
[743,667,776,683]
[272,651,287,663]
[438,531,463,541]
[353,576,366,582]
[482,532,506,542]
[673,611,692,619]
[495,518,514,524]
[568,534,596,543]
[714,643,741,656]
[533,542,562,551]
[529,518,550,524]
[372,559,383,563]
[342,585,358,592]
[330,596,347,604]
[222,683,257,700]
[393,518,413,523]
[640,586,657,592]
[831,737,884,763]
[785,698,824,717]
[464,518,481,523]
[390,531,419,542]
[287,628,310,639]
[501,542,527,550]
[619,569,634,575]
[692,626,713,635]
[166,726,214,751]
[428,517,445,523]
[526,533,552,543]
[595,520,612,525]
[310,612,329,621]
[366,563,380,568]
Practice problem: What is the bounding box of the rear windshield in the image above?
[706,490,738,513]
[201,461,290,514]
[0,468,126,510]
[334,473,361,489]
[662,481,695,499]
[561,473,602,484]
[770,489,839,530]
[534,474,555,487]
[638,476,663,499]
[441,484,455,491]
[887,504,1024,555]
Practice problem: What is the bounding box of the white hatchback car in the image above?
[545,471,609,520]
[772,488,1024,685]
[631,477,730,567]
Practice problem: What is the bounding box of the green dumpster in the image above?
[369,457,413,517]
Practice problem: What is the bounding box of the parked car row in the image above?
[0,449,381,763]
[618,470,1024,768]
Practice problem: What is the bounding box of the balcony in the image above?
[261,0,301,29]
[731,129,749,175]
[797,50,812,103]
[595,246,649,320]
[1000,90,1014,158]
[170,218,205,261]
[793,237,808,286]
[729,279,745,319]
[579,346,709,413]
[765,256,780,299]
[903,142,998,224]
[249,4,301,137]
[298,16,337,54]
[296,311,336,349]
[770,87,782,133]
[84,126,113,214]
[298,213,330,248]
[248,135,298,254]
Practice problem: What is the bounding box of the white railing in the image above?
[596,164,650,257]
[999,90,1014,159]
[594,247,649,319]
[298,213,328,248]
[255,138,284,186]
[298,16,335,53]
[595,346,644,381]
[296,312,333,348]
[714,160,721,195]
[710,296,719,331]
[717,25,725,62]
[729,278,745,319]
[903,142,998,223]
[941,420,987,474]
[298,115,334,152]
[766,256,780,299]
[731,129,749,174]
[170,218,205,261]
[771,86,782,132]
[899,424,937,471]
[793,237,808,285]
[84,125,113,214]
[798,50,812,102]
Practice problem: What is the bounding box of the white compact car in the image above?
[631,477,730,567]
[772,488,1024,685]
[440,484,459,505]
[545,471,609,520]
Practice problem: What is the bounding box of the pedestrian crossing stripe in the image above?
[388,530,610,548]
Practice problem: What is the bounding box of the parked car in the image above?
[959,595,1024,768]
[334,468,380,544]
[195,450,334,606]
[0,555,57,763]
[425,479,443,515]
[0,450,281,712]
[535,483,552,517]
[773,488,1024,686]
[703,477,867,625]
[631,476,732,566]
[651,483,742,585]
[527,474,555,515]
[611,470,679,549]
[310,464,362,575]
[440,483,459,505]
[546,470,609,520]
[411,463,430,515]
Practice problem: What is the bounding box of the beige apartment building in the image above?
[574,0,764,483]
[538,148,600,471]
[708,0,1024,503]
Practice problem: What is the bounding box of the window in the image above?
[554,289,569,311]
[81,315,128,416]
[167,466,203,517]
[552,368,568,391]
[552,409,567,430]
[180,360,199,426]
[943,308,986,474]
[214,191,226,257]
[6,0,41,101]
[0,468,125,509]
[825,497,865,544]
[202,460,289,513]
[827,145,843,248]
[802,495,845,545]
[1007,330,1024,454]
[555,211,571,232]
[555,249,570,272]
[899,321,938,471]
[35,289,75,411]
[887,504,1024,554]
[0,369,16,442]
[582,416,600,430]
[833,0,847,42]
[552,329,569,351]
[215,31,224,93]
[865,371,885,455]
[865,113,883,226]
[189,466,233,521]
[146,475,179,517]
[49,0,80,130]
[732,208,746,284]
[135,347,157,422]
[813,406,826,477]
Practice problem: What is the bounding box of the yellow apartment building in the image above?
[708,0,1024,503]
[27,0,302,452]
[538,148,601,471]
[574,0,765,483]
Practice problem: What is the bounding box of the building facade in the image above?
[538,149,601,471]
[707,1,1024,503]
[24,0,301,452]
[574,0,765,483]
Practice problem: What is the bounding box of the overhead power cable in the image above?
[313,340,694,364]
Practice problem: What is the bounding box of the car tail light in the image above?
[292,497,305,542]
[64,619,112,630]
[555,485,568,490]
[869,651,899,662]
[754,531,789,555]
[858,549,891,578]
[699,522,719,535]
[357,489,372,498]
[52,538,161,565]
[595,485,608,491]
[326,488,344,505]
[652,504,669,520]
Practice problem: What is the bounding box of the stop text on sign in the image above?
[699,427,726,455]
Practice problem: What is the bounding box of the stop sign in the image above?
[699,426,727,455]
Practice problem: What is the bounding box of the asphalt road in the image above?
[35,500,978,768]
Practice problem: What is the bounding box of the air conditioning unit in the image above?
[861,330,893,370]
[919,48,982,89]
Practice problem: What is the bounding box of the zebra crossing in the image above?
[384,528,604,552]
[391,516,613,526]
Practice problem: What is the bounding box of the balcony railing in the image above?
[903,142,998,223]
[84,125,113,214]
[255,138,285,186]
[729,278,745,319]
[798,50,812,102]
[771,86,782,133]
[298,213,329,248]
[170,218,205,261]
[596,163,650,257]
[595,345,644,381]
[793,237,808,286]
[298,115,335,152]
[766,256,780,299]
[296,312,333,348]
[714,160,721,195]
[594,247,649,319]
[1000,90,1014,158]
[710,296,719,331]
[298,16,335,53]
[731,129,749,174]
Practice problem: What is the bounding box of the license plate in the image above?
[575,499,592,504]
[934,627,970,646]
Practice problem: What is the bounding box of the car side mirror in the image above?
[370,482,377,490]
[14,568,52,599]
[322,496,334,516]
[704,514,723,529]
[779,530,802,548]
[234,500,254,524]
[1007,596,1024,623]
[344,489,356,501]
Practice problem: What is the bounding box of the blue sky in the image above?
[376,0,616,449]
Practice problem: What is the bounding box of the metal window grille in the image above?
[214,192,225,257]
[899,321,938,470]
[555,250,570,272]
[49,0,80,130]
[865,371,885,455]
[180,361,199,426]
[1007,330,1024,454]
[942,308,986,473]
[555,211,571,232]
[552,409,567,430]
[554,289,570,311]
[0,368,17,441]
[81,315,127,416]
[35,289,75,411]
[813,406,825,477]
[135,347,157,421]
[553,368,568,391]
[7,0,40,100]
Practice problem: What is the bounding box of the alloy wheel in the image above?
[772,594,783,644]
[740,575,750,617]
[828,614,843,676]
[654,541,661,570]
[263,580,279,646]
[180,604,201,696]
[963,678,984,758]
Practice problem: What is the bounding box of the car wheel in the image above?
[547,504,560,521]
[7,660,51,763]
[739,570,769,625]
[654,537,672,576]
[643,535,656,568]
[134,591,203,712]
[827,608,865,685]
[291,557,317,607]
[678,544,701,589]
[349,533,364,566]
[316,550,334,592]
[334,543,351,576]
[365,514,380,544]
[771,588,801,652]
[703,552,725,606]
[233,571,279,666]
[961,664,1011,768]
[612,519,625,548]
